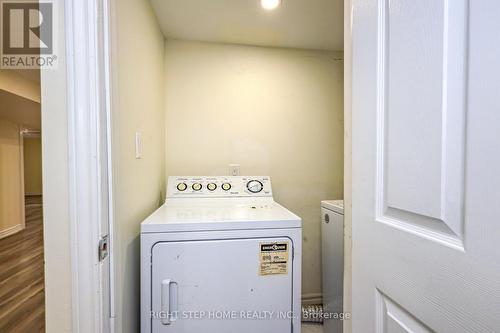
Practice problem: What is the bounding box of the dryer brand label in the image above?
[259,241,289,276]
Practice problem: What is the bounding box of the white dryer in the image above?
[141,176,302,333]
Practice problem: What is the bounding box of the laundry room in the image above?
[110,0,345,332]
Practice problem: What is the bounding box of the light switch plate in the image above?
[135,131,142,159]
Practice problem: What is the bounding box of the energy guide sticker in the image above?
[259,242,289,275]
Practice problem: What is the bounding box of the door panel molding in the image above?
[374,0,468,251]
[375,289,432,333]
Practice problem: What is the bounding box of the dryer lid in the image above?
[141,198,301,233]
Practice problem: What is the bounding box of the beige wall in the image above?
[23,137,42,195]
[113,0,165,331]
[164,40,344,297]
[0,119,24,238]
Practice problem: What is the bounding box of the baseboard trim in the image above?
[302,293,323,305]
[0,224,24,239]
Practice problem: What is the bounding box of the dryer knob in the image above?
[247,180,263,193]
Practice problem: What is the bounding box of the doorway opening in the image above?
[0,69,44,332]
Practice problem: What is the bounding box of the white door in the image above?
[351,0,500,332]
[151,238,294,332]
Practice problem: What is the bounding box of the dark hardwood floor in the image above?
[0,195,45,332]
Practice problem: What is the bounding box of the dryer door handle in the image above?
[161,279,172,325]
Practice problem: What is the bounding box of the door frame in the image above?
[62,0,355,332]
[343,0,353,332]
[65,0,115,331]
[21,129,42,197]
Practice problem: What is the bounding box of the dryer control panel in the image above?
[166,176,273,198]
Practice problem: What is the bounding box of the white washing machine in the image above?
[141,176,302,333]
[321,200,344,333]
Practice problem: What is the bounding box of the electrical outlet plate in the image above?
[229,164,240,176]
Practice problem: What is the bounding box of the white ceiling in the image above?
[150,0,344,51]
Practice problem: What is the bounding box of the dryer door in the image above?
[151,237,294,332]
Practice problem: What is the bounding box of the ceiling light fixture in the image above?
[261,0,281,10]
